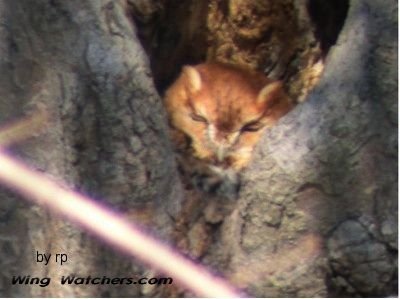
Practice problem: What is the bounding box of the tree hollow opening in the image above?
[128,0,349,103]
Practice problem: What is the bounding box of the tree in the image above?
[0,0,396,297]
[0,0,180,297]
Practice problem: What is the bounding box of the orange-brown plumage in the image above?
[164,62,293,196]
[165,62,293,172]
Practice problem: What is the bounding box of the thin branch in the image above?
[0,150,241,298]
[0,106,48,147]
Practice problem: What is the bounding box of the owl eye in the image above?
[190,113,208,123]
[241,121,263,132]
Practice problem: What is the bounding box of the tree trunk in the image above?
[0,0,396,297]
[182,1,397,297]
[183,0,397,297]
[0,0,181,297]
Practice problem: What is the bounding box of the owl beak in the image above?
[217,146,226,162]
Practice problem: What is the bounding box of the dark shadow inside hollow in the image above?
[127,0,208,93]
[307,0,350,56]
[129,0,350,98]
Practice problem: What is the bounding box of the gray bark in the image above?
[0,0,396,297]
[204,0,397,297]
[0,0,181,297]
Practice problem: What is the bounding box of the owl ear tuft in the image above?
[183,66,202,93]
[257,81,283,105]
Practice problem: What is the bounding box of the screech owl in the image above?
[164,62,293,197]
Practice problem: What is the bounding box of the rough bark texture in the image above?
[130,0,325,102]
[0,0,181,297]
[132,0,397,297]
[181,0,397,297]
[0,0,397,297]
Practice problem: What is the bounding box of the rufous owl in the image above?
[164,62,293,196]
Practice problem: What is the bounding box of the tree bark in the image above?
[0,0,181,297]
[197,0,397,297]
[0,0,396,297]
